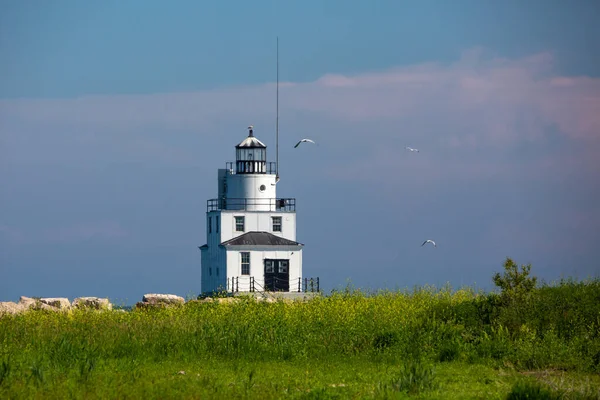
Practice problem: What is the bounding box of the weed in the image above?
[506,380,562,400]
[390,360,437,394]
[0,359,10,386]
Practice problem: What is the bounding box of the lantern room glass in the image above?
[236,147,266,174]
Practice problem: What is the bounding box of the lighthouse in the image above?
[199,125,304,295]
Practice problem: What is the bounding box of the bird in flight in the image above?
[421,239,436,247]
[405,146,419,152]
[294,139,316,148]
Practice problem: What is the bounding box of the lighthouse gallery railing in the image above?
[207,198,296,212]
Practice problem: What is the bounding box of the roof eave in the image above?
[219,244,304,250]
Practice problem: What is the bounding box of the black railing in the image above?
[303,277,320,293]
[228,276,252,292]
[226,161,277,175]
[228,276,320,293]
[207,198,296,212]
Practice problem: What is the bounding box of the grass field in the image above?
[1,277,599,399]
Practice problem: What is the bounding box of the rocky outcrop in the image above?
[1,296,116,316]
[39,297,71,310]
[0,296,60,316]
[22,296,59,311]
[136,293,185,309]
[142,294,185,305]
[0,302,22,315]
[73,297,112,310]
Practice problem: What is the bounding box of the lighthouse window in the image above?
[272,216,282,232]
[279,260,289,273]
[265,260,274,273]
[235,216,245,232]
[259,184,266,192]
[216,216,220,233]
[208,216,212,233]
[241,252,250,275]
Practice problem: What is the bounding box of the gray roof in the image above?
[236,135,266,148]
[220,231,303,247]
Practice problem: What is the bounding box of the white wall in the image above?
[225,248,303,292]
[200,215,227,294]
[219,211,296,243]
[226,174,278,211]
[202,210,298,294]
[202,165,301,294]
[200,247,227,294]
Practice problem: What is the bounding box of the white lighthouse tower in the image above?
[199,125,304,295]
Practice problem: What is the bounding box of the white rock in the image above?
[142,294,185,305]
[19,296,58,311]
[19,296,37,309]
[0,302,24,316]
[73,297,113,310]
[40,297,71,310]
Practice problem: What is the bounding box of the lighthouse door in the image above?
[264,259,289,292]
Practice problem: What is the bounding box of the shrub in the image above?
[390,360,437,395]
[506,380,562,400]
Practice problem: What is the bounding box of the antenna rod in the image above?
[276,36,279,181]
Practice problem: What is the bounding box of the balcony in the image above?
[207,198,296,212]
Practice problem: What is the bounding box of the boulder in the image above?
[19,296,37,309]
[135,301,156,310]
[216,297,236,304]
[73,297,112,310]
[39,297,71,310]
[19,296,59,311]
[141,294,185,306]
[1,297,62,315]
[0,302,23,316]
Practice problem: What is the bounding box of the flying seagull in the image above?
[294,139,316,148]
[405,146,419,152]
[421,239,436,247]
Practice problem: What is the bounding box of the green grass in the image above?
[1,279,599,399]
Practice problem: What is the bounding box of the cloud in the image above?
[2,46,599,202]
[1,47,599,141]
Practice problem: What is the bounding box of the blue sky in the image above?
[1,1,599,303]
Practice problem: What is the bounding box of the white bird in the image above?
[294,139,316,148]
[421,239,436,247]
[405,146,419,152]
[271,176,280,186]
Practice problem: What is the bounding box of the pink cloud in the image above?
[1,47,599,182]
[1,48,597,144]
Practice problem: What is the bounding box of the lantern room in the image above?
[235,126,267,174]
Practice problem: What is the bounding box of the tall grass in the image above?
[1,278,599,397]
